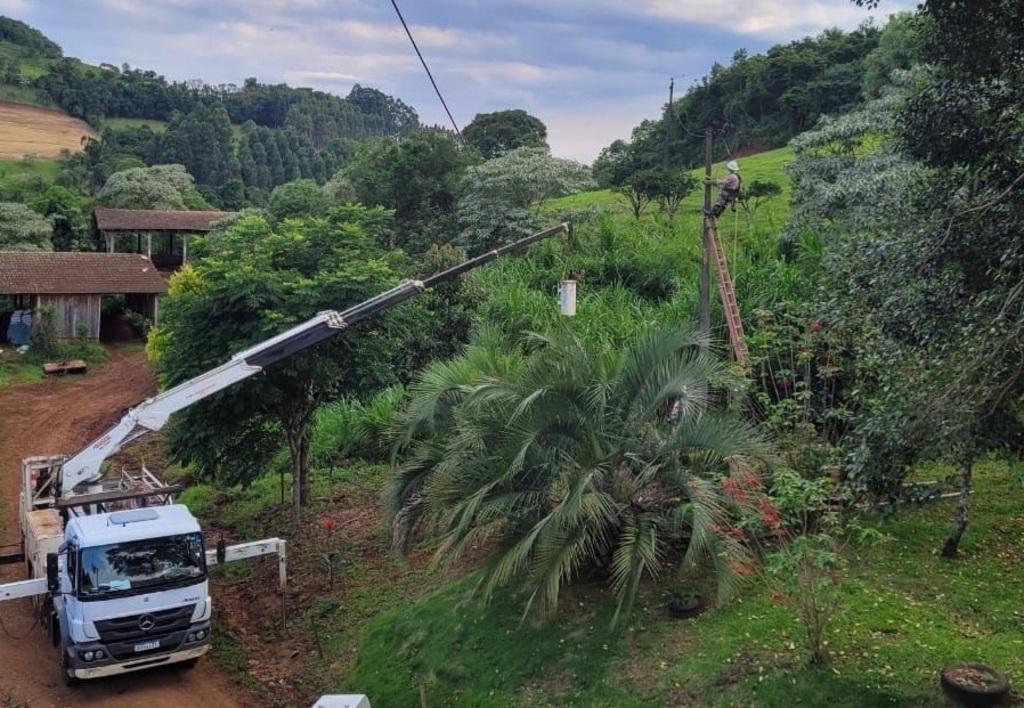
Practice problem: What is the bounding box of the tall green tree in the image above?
[388,326,769,626]
[462,109,549,160]
[268,179,330,222]
[346,85,420,138]
[29,186,90,251]
[160,101,238,190]
[150,209,410,523]
[345,131,475,252]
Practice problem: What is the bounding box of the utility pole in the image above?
[663,77,674,169]
[700,125,714,351]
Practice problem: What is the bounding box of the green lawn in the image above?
[0,350,46,390]
[335,459,1023,707]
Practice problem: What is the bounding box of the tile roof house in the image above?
[94,208,236,270]
[0,252,167,341]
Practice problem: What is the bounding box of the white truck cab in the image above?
[53,505,212,683]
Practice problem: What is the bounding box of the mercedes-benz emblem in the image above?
[138,613,156,631]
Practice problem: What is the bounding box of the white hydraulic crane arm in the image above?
[57,223,570,498]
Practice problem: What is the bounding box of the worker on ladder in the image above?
[705,160,742,218]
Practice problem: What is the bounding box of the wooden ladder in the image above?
[706,216,749,368]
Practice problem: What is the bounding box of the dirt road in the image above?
[0,347,252,707]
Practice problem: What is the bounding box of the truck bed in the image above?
[24,508,63,578]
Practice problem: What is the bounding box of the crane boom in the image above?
[58,222,570,497]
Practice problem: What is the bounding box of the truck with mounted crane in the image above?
[0,222,569,686]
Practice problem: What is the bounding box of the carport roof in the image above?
[0,252,169,295]
[94,208,235,233]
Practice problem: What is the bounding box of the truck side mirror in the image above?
[46,552,59,593]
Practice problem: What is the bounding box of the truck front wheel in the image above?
[60,642,81,686]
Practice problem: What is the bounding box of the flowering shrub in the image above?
[705,456,879,665]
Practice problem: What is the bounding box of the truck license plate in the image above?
[134,639,160,652]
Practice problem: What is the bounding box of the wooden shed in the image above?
[0,252,167,340]
[94,208,235,269]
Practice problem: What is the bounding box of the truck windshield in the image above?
[78,532,206,600]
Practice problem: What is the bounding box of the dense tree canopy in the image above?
[268,179,330,222]
[344,130,476,253]
[29,186,90,251]
[0,16,62,57]
[0,202,52,250]
[97,164,207,210]
[462,109,549,160]
[596,23,886,181]
[770,0,1024,554]
[457,147,594,250]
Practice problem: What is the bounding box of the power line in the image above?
[388,0,466,142]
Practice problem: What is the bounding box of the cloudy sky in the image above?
[6,0,915,163]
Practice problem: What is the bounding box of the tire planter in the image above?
[940,663,1010,707]
[666,595,706,619]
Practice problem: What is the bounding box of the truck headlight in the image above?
[82,650,95,661]
[95,649,105,659]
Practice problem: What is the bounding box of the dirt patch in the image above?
[0,101,97,160]
[0,345,255,707]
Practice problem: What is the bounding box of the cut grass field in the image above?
[0,101,96,159]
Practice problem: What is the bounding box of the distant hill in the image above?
[0,16,61,59]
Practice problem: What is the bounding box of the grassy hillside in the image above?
[0,39,53,79]
[542,147,799,345]
[547,149,793,223]
[0,156,60,181]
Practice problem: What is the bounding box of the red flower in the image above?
[810,320,823,333]
[728,558,757,576]
[323,519,336,534]
[757,498,782,528]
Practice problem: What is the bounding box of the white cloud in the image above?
[644,0,918,37]
[543,96,660,163]
[97,0,142,15]
[0,0,28,14]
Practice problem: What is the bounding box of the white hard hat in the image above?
[726,160,739,172]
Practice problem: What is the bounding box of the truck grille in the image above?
[94,605,196,659]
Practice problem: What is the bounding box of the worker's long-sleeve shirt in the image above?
[716,173,740,191]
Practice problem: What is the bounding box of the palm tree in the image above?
[387,324,770,626]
